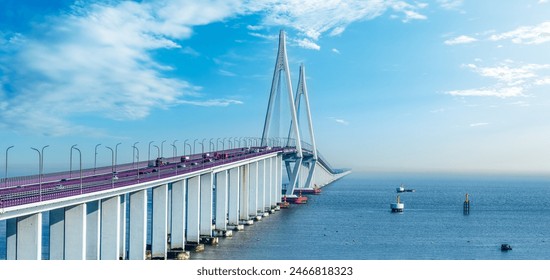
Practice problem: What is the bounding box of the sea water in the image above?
[2,173,550,260]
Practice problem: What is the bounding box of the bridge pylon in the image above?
[287,64,317,190]
[260,30,303,197]
[260,30,321,196]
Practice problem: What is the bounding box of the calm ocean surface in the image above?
[2,173,550,260]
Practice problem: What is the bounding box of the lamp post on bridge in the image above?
[133,142,139,168]
[185,142,191,158]
[209,138,214,152]
[201,138,206,154]
[114,143,121,173]
[72,146,83,194]
[153,145,160,179]
[148,141,154,162]
[161,140,166,158]
[172,140,178,158]
[5,145,14,188]
[184,139,189,156]
[171,143,177,158]
[31,145,49,201]
[193,139,198,155]
[105,146,115,188]
[70,144,77,179]
[94,144,101,174]
[228,138,233,149]
[133,145,140,181]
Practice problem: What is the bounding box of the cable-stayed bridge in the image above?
[0,30,350,260]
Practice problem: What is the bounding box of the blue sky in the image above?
[1,0,550,176]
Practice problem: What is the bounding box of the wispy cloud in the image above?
[251,0,427,47]
[293,38,321,50]
[447,87,524,98]
[437,0,464,10]
[446,61,550,98]
[489,21,550,45]
[0,0,428,135]
[444,35,477,45]
[329,117,349,126]
[178,99,243,107]
[332,48,341,54]
[470,122,489,127]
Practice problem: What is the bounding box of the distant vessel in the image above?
[396,184,415,193]
[390,195,404,212]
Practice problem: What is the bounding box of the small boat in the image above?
[501,244,512,251]
[396,184,415,193]
[390,195,404,212]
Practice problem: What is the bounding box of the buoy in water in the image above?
[463,193,470,215]
[390,195,404,212]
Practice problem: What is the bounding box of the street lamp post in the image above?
[5,145,14,188]
[105,146,114,188]
[201,138,206,154]
[70,144,77,178]
[133,142,139,168]
[161,140,166,158]
[72,146,82,194]
[209,138,214,152]
[133,146,140,181]
[94,144,101,174]
[184,139,189,156]
[193,139,198,155]
[172,140,179,158]
[148,141,154,162]
[31,145,49,201]
[114,142,121,172]
[171,144,177,158]
[153,145,160,178]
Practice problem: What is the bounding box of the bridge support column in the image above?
[215,170,231,236]
[257,160,267,216]
[14,213,42,260]
[248,162,259,220]
[271,157,278,208]
[228,167,242,230]
[129,190,147,260]
[86,201,100,260]
[239,165,251,224]
[170,180,186,251]
[49,208,65,260]
[119,194,127,260]
[200,173,213,238]
[277,155,283,203]
[187,176,201,244]
[152,184,168,260]
[265,157,273,211]
[6,218,16,260]
[65,204,86,260]
[100,196,120,260]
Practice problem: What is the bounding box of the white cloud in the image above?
[332,48,341,54]
[253,0,427,41]
[218,69,237,77]
[437,0,463,10]
[539,0,548,4]
[0,0,428,135]
[329,117,349,126]
[294,38,321,50]
[489,21,550,45]
[444,35,477,45]
[470,122,489,127]
[178,99,243,107]
[447,87,524,98]
[446,61,550,99]
[463,62,550,86]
